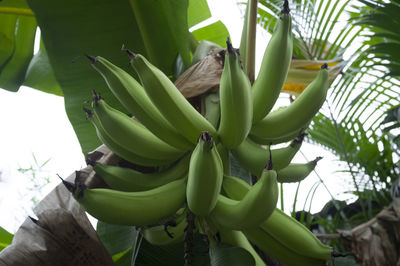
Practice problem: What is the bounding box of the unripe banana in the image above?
[90,94,185,166]
[92,154,190,192]
[222,175,332,261]
[277,157,322,183]
[87,56,193,150]
[217,227,265,266]
[259,208,332,261]
[250,65,329,143]
[231,133,305,176]
[249,123,309,145]
[204,92,221,129]
[252,1,293,122]
[243,227,326,266]
[65,178,186,226]
[186,132,223,216]
[216,142,230,176]
[86,108,172,166]
[127,51,217,144]
[141,209,187,246]
[218,38,252,148]
[211,169,278,230]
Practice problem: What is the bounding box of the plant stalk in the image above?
[245,0,258,84]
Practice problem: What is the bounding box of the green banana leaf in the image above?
[96,221,137,256]
[0,16,36,91]
[192,21,230,48]
[98,222,211,266]
[0,226,13,252]
[209,243,255,266]
[0,0,40,92]
[23,39,63,96]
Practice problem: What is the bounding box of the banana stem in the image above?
[245,0,258,84]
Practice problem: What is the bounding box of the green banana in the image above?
[92,154,190,192]
[204,92,221,129]
[218,227,265,266]
[218,38,252,148]
[86,108,173,166]
[249,123,309,145]
[211,169,278,230]
[216,142,230,176]
[127,51,217,144]
[259,208,332,261]
[90,93,185,166]
[252,1,293,122]
[250,65,329,142]
[222,175,332,261]
[277,157,322,183]
[231,133,305,176]
[65,178,186,226]
[141,209,187,246]
[87,55,193,150]
[186,132,223,216]
[243,227,326,266]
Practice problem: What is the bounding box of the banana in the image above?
[249,123,309,145]
[222,175,332,261]
[204,92,220,129]
[252,0,293,122]
[218,38,252,148]
[127,50,217,144]
[271,133,305,170]
[277,157,322,183]
[211,169,278,230]
[87,55,193,150]
[216,142,230,176]
[259,208,332,261]
[85,108,172,166]
[141,209,187,246]
[90,93,186,166]
[186,132,223,216]
[218,227,266,266]
[250,65,329,142]
[64,178,186,226]
[243,227,326,266]
[231,133,305,176]
[92,154,190,192]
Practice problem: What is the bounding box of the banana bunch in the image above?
[61,0,334,264]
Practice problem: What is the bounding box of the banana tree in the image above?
[0,0,356,265]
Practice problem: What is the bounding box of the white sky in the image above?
[0,0,355,233]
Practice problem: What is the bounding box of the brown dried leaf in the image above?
[174,48,224,99]
[339,198,400,266]
[0,145,117,266]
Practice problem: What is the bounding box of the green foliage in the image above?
[17,153,51,206]
[0,226,13,252]
[209,242,255,266]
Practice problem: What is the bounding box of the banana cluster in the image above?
[62,2,332,265]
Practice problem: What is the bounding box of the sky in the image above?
[0,0,355,233]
